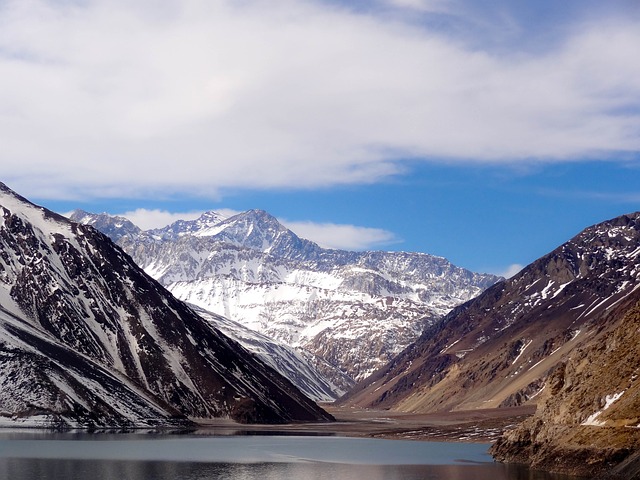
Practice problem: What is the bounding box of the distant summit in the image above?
[148,211,229,240]
[70,209,141,241]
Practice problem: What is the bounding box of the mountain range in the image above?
[0,182,332,427]
[3,181,640,476]
[70,208,501,397]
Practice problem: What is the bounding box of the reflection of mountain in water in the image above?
[0,434,552,480]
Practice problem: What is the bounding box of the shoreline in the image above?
[0,405,536,444]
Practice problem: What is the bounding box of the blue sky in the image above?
[1,0,639,276]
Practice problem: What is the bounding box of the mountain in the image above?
[71,210,352,400]
[71,209,500,392]
[0,183,333,428]
[341,212,640,411]
[339,211,640,476]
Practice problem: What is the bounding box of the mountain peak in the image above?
[233,209,286,229]
[244,208,276,219]
[0,182,73,235]
[146,211,227,240]
[149,210,285,242]
[69,209,142,242]
[213,209,315,256]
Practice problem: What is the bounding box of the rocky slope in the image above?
[0,182,333,428]
[71,209,500,391]
[491,288,640,478]
[340,212,640,419]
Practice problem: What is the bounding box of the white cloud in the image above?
[281,220,400,250]
[0,0,638,200]
[119,209,205,230]
[382,0,454,13]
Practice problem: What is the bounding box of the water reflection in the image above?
[0,458,581,480]
[0,433,583,480]
[0,435,493,464]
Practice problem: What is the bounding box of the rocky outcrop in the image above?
[491,290,640,478]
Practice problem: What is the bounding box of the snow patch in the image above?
[581,391,625,426]
[512,339,532,365]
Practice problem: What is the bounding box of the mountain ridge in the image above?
[339,211,640,412]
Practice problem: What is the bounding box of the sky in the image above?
[1,0,639,277]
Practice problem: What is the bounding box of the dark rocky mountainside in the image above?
[339,211,640,476]
[0,182,332,428]
[340,212,640,415]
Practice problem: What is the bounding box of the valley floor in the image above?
[192,404,537,443]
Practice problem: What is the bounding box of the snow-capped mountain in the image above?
[0,183,332,428]
[71,209,500,390]
[340,212,640,418]
[70,211,355,400]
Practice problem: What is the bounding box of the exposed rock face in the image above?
[69,211,141,242]
[339,212,640,419]
[0,183,333,428]
[491,290,640,478]
[71,209,500,392]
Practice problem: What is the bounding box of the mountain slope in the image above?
[72,209,500,389]
[0,183,332,427]
[340,212,640,415]
[191,306,350,402]
[491,287,640,477]
[0,303,181,428]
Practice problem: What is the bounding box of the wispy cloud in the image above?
[1,0,638,201]
[535,188,640,204]
[280,220,400,250]
[119,209,206,230]
[381,0,454,13]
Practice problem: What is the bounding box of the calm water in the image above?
[0,432,583,480]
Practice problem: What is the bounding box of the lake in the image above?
[0,431,582,480]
